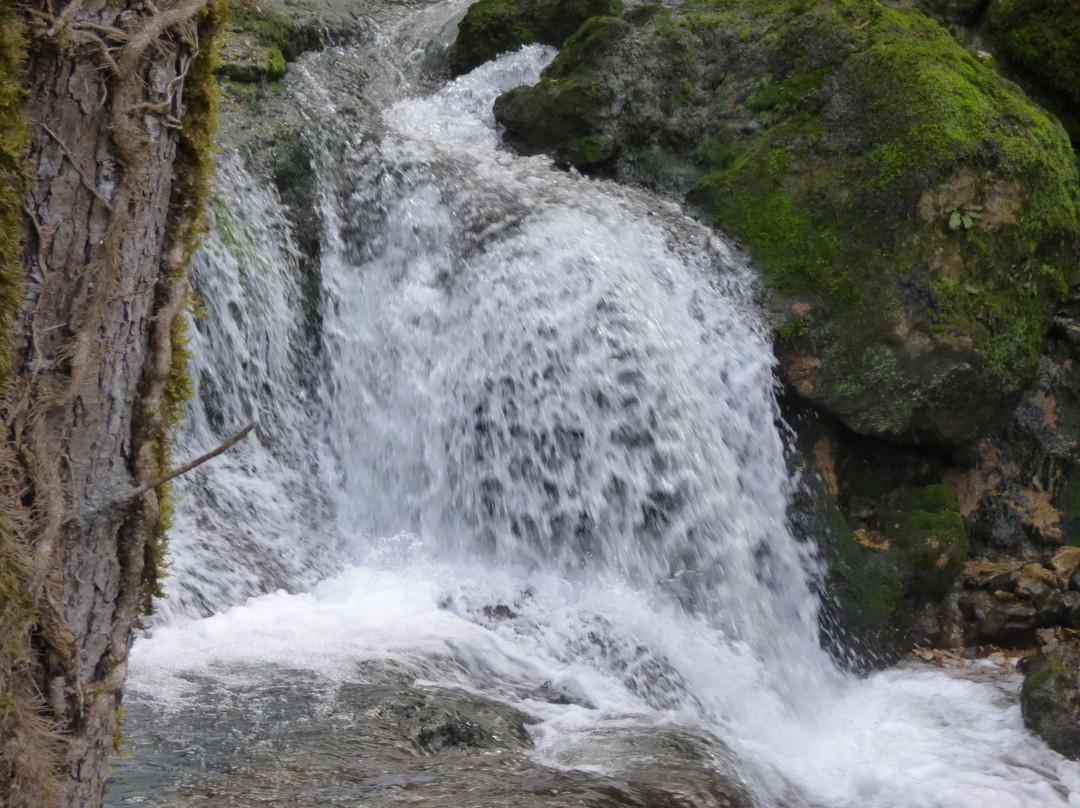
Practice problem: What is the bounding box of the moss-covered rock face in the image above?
[1021,642,1080,759]
[985,0,1080,144]
[449,0,624,76]
[783,402,969,661]
[217,0,348,84]
[494,0,1080,447]
[824,482,967,649]
[876,484,969,597]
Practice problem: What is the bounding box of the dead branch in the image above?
[115,422,257,505]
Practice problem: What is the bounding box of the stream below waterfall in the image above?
[106,2,1080,806]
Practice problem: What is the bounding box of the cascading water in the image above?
[106,4,1080,807]
[155,153,338,621]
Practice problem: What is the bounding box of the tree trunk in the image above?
[0,1,217,805]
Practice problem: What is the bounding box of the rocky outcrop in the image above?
[787,410,973,659]
[958,551,1080,648]
[442,0,1080,664]
[1021,641,1080,759]
[786,296,1080,661]
[216,0,364,84]
[487,0,1080,448]
[208,0,358,361]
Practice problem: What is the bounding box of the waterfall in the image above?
[156,153,339,622]
[106,6,1080,807]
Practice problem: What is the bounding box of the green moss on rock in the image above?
[827,502,904,634]
[494,0,1080,447]
[217,0,324,83]
[876,485,969,599]
[824,484,967,644]
[1021,642,1080,759]
[449,0,624,76]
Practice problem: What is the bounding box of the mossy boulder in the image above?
[216,0,343,83]
[823,497,905,641]
[493,0,1080,447]
[985,0,1080,144]
[1021,642,1080,759]
[782,403,960,660]
[449,0,624,76]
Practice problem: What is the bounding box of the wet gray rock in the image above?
[1063,591,1080,629]
[1021,642,1080,760]
[367,686,535,753]
[1069,566,1080,592]
[977,605,1039,647]
[107,676,759,808]
[985,570,1019,593]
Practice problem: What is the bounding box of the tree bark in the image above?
[0,1,216,805]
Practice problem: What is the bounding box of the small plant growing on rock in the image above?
[945,203,983,231]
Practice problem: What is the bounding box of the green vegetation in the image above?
[825,484,967,640]
[828,504,904,633]
[1020,643,1080,757]
[877,485,969,598]
[0,0,25,388]
[945,203,982,231]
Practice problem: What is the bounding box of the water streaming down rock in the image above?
[314,50,825,683]
[158,153,338,621]
[108,7,1080,808]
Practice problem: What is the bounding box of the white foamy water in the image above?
[112,15,1080,808]
[158,154,338,620]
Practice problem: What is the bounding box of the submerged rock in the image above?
[490,0,1080,448]
[110,679,755,808]
[1021,642,1080,759]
